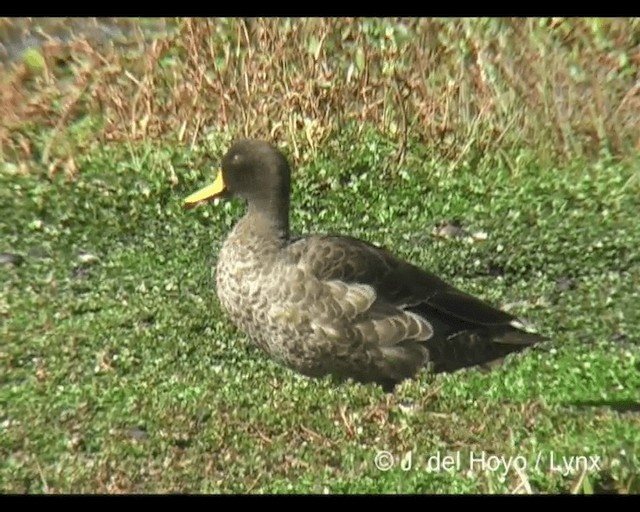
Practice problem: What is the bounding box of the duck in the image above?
[184,139,546,392]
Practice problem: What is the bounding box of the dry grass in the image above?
[1,17,639,170]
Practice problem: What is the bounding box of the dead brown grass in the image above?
[1,17,639,169]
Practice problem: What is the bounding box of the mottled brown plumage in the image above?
[185,139,547,391]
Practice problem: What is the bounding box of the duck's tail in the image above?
[425,325,547,374]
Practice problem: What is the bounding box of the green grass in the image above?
[1,127,639,493]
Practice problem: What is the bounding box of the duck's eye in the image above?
[232,154,241,164]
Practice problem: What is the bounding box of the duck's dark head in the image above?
[184,139,291,209]
[184,139,292,237]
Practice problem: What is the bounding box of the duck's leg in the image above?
[380,379,398,394]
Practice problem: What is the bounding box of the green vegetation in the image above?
[1,18,639,494]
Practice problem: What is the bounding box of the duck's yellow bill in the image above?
[184,171,226,207]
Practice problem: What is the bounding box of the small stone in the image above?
[78,252,100,265]
[0,253,24,266]
[556,277,577,292]
[126,427,149,441]
[432,220,468,239]
[611,332,628,344]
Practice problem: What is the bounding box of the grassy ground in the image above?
[1,18,640,494]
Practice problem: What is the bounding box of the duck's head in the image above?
[184,139,291,210]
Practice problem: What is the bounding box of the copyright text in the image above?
[374,450,601,477]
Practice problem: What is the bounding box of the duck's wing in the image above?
[286,234,546,377]
[287,234,521,327]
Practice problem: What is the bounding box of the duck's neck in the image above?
[243,197,290,243]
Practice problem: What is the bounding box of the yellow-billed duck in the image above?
[185,140,546,391]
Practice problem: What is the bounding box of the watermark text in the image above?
[374,450,601,477]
